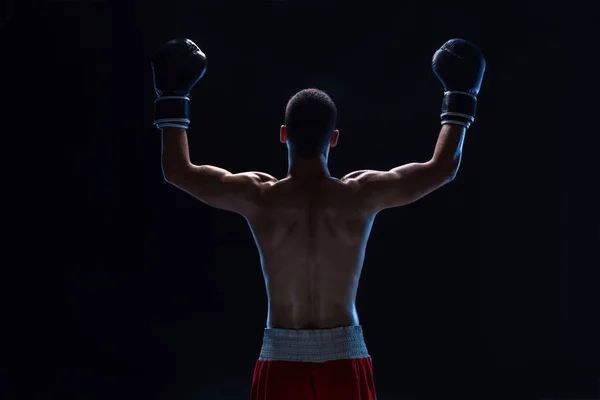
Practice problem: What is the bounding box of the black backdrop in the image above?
[4,0,599,399]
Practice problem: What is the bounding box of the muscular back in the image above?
[162,126,465,329]
[247,177,375,329]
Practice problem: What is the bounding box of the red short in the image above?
[251,356,376,400]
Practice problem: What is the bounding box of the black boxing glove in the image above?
[432,39,486,129]
[151,38,207,130]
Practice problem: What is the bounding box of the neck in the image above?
[287,152,331,179]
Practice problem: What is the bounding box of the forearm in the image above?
[161,127,192,178]
[429,38,484,172]
[431,124,465,167]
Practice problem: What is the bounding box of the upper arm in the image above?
[342,161,458,212]
[164,165,277,215]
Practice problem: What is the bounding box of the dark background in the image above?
[4,0,599,399]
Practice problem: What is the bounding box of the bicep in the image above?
[166,165,271,214]
[347,161,456,212]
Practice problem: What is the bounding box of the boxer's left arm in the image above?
[161,127,277,215]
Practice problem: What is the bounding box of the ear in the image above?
[330,130,339,148]
[280,125,288,144]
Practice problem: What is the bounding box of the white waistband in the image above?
[259,325,369,363]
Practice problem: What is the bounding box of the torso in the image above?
[246,176,376,329]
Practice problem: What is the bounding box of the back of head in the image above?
[285,88,337,159]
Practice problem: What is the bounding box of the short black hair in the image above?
[284,88,337,159]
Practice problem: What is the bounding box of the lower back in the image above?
[267,300,360,329]
[265,263,362,329]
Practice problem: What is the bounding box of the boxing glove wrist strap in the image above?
[440,91,477,129]
[154,96,191,130]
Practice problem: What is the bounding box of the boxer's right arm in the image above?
[342,124,465,212]
[161,127,277,215]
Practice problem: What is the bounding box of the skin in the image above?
[161,122,465,329]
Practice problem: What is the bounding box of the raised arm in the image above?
[343,39,486,213]
[342,124,465,212]
[161,128,276,215]
[151,39,276,216]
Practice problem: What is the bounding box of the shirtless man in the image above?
[151,38,485,399]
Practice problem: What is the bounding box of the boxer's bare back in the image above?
[248,175,373,329]
[162,125,464,329]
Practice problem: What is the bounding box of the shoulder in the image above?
[229,171,278,191]
[340,170,371,181]
[235,172,280,202]
[340,170,389,190]
[243,171,279,184]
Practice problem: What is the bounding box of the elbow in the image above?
[431,159,460,184]
[162,169,176,184]
[162,163,188,184]
[446,165,459,182]
[161,164,176,183]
